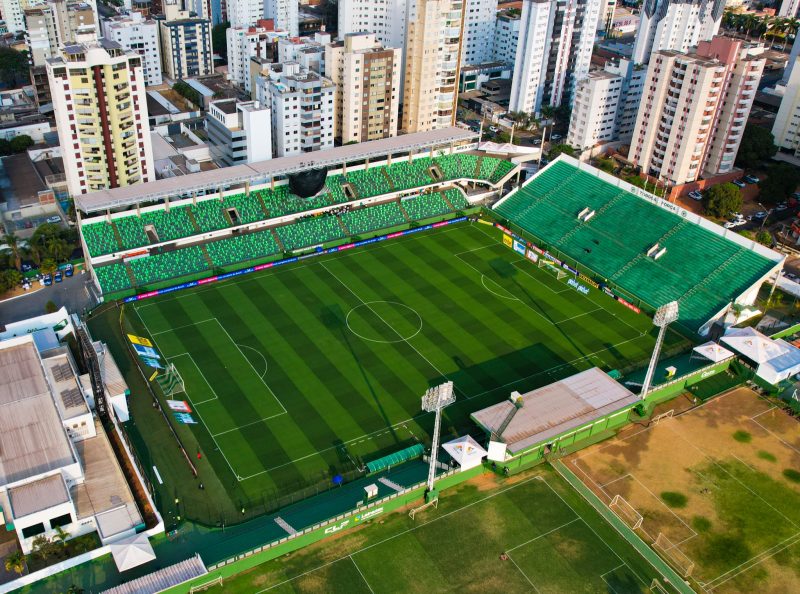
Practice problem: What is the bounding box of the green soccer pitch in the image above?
[130,222,681,503]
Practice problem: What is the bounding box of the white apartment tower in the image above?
[25,0,98,66]
[227,0,297,34]
[47,39,154,196]
[401,0,464,133]
[462,0,498,65]
[102,12,162,86]
[773,56,800,156]
[207,99,272,166]
[493,11,521,67]
[227,20,284,92]
[326,33,401,143]
[338,0,408,50]
[509,0,601,115]
[631,0,724,65]
[630,37,764,185]
[269,62,335,156]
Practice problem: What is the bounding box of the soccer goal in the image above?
[649,578,670,593]
[609,494,644,530]
[155,362,185,396]
[539,259,568,280]
[654,532,695,578]
[189,575,222,593]
[651,409,674,425]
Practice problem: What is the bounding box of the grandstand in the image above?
[494,156,783,334]
[78,130,520,297]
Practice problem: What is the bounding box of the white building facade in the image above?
[102,11,162,86]
[493,11,520,67]
[773,56,800,157]
[462,0,498,65]
[207,99,272,166]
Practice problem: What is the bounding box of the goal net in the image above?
[538,259,568,280]
[654,532,695,578]
[651,409,674,425]
[155,362,185,396]
[190,576,222,593]
[649,578,669,593]
[609,494,643,530]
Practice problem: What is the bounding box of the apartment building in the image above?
[632,0,723,65]
[278,32,331,74]
[493,10,520,67]
[509,0,602,115]
[462,0,498,66]
[338,0,408,51]
[401,0,464,133]
[268,62,335,156]
[102,11,162,86]
[630,36,764,185]
[227,0,298,34]
[207,98,272,166]
[773,56,800,156]
[158,0,213,80]
[227,20,286,92]
[47,38,154,195]
[325,33,401,143]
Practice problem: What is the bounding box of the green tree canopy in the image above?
[548,143,575,160]
[736,124,777,169]
[758,163,800,204]
[0,48,30,87]
[703,183,742,218]
[212,22,230,60]
[9,134,33,153]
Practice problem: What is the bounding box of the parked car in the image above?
[551,133,563,141]
[489,126,499,133]
[532,138,542,146]
[724,220,745,229]
[64,263,74,277]
[21,263,32,272]
[54,271,63,283]
[743,175,760,184]
[688,190,703,201]
[754,210,769,219]
[46,215,61,224]
[785,272,800,283]
[776,202,789,211]
[732,179,747,188]
[43,274,52,286]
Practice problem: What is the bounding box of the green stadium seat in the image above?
[341,202,407,235]
[113,215,150,250]
[94,262,131,294]
[205,230,280,267]
[402,192,453,221]
[82,221,120,257]
[222,192,267,224]
[129,246,208,285]
[192,199,230,232]
[140,206,196,242]
[276,215,345,251]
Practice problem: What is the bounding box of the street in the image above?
[0,270,100,325]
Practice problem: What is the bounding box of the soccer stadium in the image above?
[73,129,787,591]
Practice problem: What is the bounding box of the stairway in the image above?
[110,222,124,249]
[381,168,396,191]
[256,193,270,217]
[200,245,214,268]
[270,228,285,252]
[398,200,411,222]
[336,215,351,236]
[186,209,201,232]
[123,261,136,287]
[440,190,455,210]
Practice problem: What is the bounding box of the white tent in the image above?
[110,533,157,572]
[442,435,487,471]
[692,341,735,363]
[721,327,800,384]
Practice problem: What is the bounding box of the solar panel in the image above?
[52,363,73,382]
[60,388,84,409]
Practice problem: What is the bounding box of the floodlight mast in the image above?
[639,301,679,401]
[421,381,456,501]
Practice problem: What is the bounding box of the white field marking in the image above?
[167,353,220,405]
[481,274,520,301]
[505,551,542,593]
[601,563,638,594]
[149,318,217,336]
[510,258,572,295]
[349,555,376,594]
[749,405,778,420]
[505,518,581,552]
[629,474,697,539]
[600,473,632,490]
[702,531,800,591]
[345,301,424,344]
[238,343,268,379]
[453,243,501,257]
[732,453,756,473]
[747,416,800,457]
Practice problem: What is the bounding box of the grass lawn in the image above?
[112,222,686,522]
[205,467,680,593]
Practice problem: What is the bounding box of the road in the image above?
[0,271,100,325]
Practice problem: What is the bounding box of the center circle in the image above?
[346,301,423,343]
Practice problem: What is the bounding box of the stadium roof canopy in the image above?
[77,127,477,214]
[471,368,638,455]
[494,156,783,333]
[721,326,800,384]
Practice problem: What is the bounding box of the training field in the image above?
[209,472,678,593]
[568,388,800,593]
[130,222,672,502]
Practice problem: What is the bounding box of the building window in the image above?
[22,523,46,539]
[50,514,73,529]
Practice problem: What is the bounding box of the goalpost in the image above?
[654,532,695,578]
[538,259,568,280]
[189,575,223,593]
[609,494,644,530]
[651,409,674,425]
[155,362,185,396]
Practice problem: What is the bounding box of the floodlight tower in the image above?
[639,301,679,400]
[422,381,456,502]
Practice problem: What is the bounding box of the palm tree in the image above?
[1,233,23,269]
[66,586,85,594]
[25,242,42,267]
[784,18,799,50]
[40,258,58,277]
[4,550,25,575]
[53,526,69,549]
[45,237,70,262]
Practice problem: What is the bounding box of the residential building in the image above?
[265,0,298,36]
[268,62,334,156]
[325,33,401,143]
[227,20,286,92]
[773,56,800,156]
[781,34,800,85]
[338,0,408,50]
[509,0,602,115]
[493,11,520,67]
[462,0,498,65]
[567,58,646,150]
[102,11,162,86]
[158,0,213,80]
[630,36,765,185]
[401,0,464,133]
[631,0,723,65]
[227,0,263,28]
[2,0,29,33]
[779,0,799,18]
[207,98,271,166]
[47,39,154,195]
[278,31,330,74]
[598,0,615,31]
[25,0,97,67]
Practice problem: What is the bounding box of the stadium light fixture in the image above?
[640,301,679,401]
[421,381,456,502]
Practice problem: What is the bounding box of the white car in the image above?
[724,220,745,229]
[688,191,703,201]
[46,215,61,224]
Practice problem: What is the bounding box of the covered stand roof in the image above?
[109,533,156,572]
[692,341,735,363]
[721,327,800,382]
[442,435,487,470]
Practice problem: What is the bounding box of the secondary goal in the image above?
[651,409,674,425]
[539,258,568,280]
[654,532,695,578]
[609,494,643,530]
[155,362,185,396]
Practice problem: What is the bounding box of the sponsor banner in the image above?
[513,239,526,255]
[477,218,493,226]
[531,245,544,255]
[502,234,513,248]
[324,520,349,534]
[122,217,467,303]
[174,413,197,425]
[615,295,642,314]
[561,262,578,275]
[497,224,512,235]
[128,334,153,347]
[354,507,384,523]
[578,273,599,289]
[567,277,590,295]
[133,344,160,359]
[167,399,192,413]
[142,357,163,369]
[526,249,539,263]
[123,249,149,262]
[543,252,562,267]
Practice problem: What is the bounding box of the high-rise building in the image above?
[207,98,272,166]
[773,56,800,157]
[630,37,764,185]
[631,0,723,65]
[401,0,464,133]
[102,11,162,86]
[227,0,297,34]
[509,0,601,115]
[462,0,497,65]
[25,0,97,67]
[227,0,262,28]
[227,20,286,91]
[781,35,800,85]
[47,39,154,195]
[326,33,401,143]
[268,62,335,156]
[158,1,213,80]
[338,0,408,50]
[2,0,30,33]
[493,11,520,67]
[278,32,330,74]
[779,0,799,18]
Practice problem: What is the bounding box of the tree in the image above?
[53,526,69,549]
[9,134,33,153]
[736,124,777,169]
[66,586,85,594]
[45,300,58,313]
[595,156,615,173]
[173,80,201,107]
[40,258,58,277]
[2,233,23,269]
[4,550,25,575]
[548,143,575,159]
[321,0,338,33]
[703,183,742,218]
[0,269,22,293]
[30,535,53,561]
[45,237,71,262]
[758,163,800,204]
[211,22,230,60]
[756,230,773,245]
[0,48,30,87]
